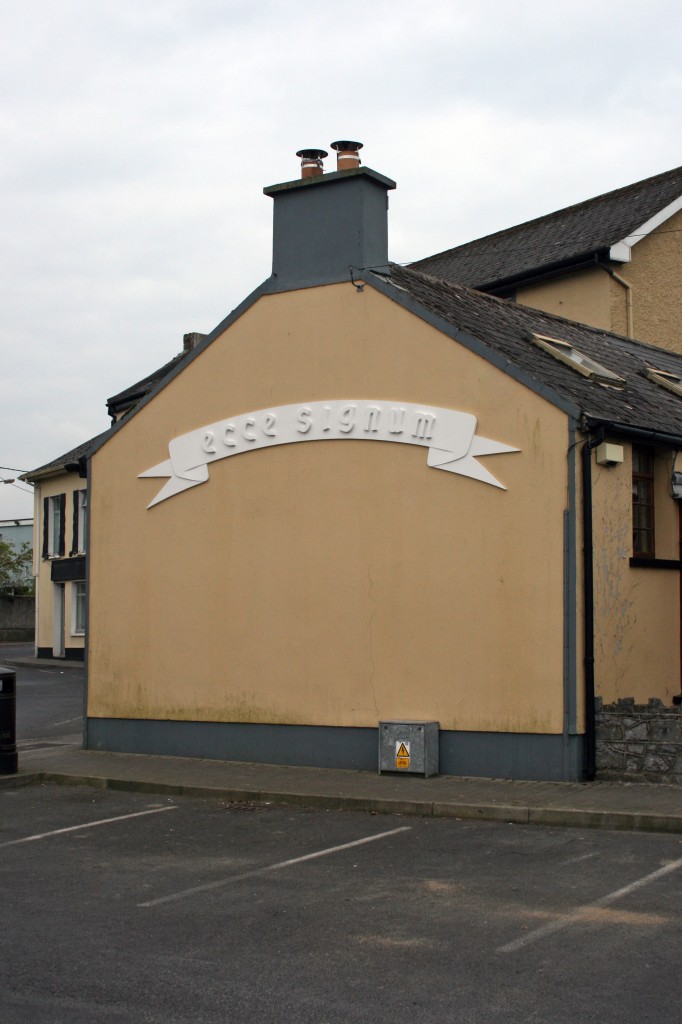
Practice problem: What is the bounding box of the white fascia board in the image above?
[609,193,682,262]
[20,465,78,483]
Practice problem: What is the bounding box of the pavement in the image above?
[4,736,682,835]
[2,652,681,834]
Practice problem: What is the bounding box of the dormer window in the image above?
[644,366,682,398]
[529,333,625,387]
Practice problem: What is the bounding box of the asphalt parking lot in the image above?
[1,783,681,1023]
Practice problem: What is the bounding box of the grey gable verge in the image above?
[23,429,112,480]
[365,269,579,419]
[84,277,275,462]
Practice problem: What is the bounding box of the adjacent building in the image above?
[24,437,99,660]
[23,334,205,660]
[413,165,682,352]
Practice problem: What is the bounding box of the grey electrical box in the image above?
[378,720,439,777]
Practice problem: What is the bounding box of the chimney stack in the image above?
[183,332,206,354]
[296,148,328,179]
[330,140,363,172]
[264,142,396,289]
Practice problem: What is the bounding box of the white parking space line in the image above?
[0,805,177,848]
[140,825,412,908]
[498,855,682,953]
[50,716,82,727]
[558,852,597,866]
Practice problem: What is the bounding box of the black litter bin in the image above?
[0,666,18,774]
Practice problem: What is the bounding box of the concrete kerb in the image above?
[0,772,38,790]
[9,770,682,834]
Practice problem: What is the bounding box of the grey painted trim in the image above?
[583,419,682,449]
[50,556,86,583]
[629,557,682,570]
[261,267,390,295]
[86,719,585,782]
[365,273,581,420]
[85,277,275,461]
[263,165,396,197]
[37,647,84,661]
[477,250,606,295]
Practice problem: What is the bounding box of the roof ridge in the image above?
[412,164,682,268]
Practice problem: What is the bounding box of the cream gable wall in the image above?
[516,267,612,332]
[611,207,682,351]
[514,208,682,351]
[88,283,573,736]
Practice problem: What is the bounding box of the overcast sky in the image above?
[2,0,681,520]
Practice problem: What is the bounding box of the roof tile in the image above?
[411,166,682,289]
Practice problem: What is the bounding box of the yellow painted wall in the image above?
[88,283,573,734]
[34,472,86,652]
[591,445,680,703]
[610,208,682,352]
[515,210,682,351]
[517,267,611,331]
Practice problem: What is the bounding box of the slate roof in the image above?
[23,353,186,480]
[380,264,682,439]
[410,166,682,291]
[25,334,207,480]
[23,429,112,480]
[106,351,187,418]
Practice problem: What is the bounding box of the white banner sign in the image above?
[140,400,519,507]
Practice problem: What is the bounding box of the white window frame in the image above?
[644,367,682,398]
[71,580,86,636]
[76,489,87,554]
[529,333,625,386]
[47,495,63,558]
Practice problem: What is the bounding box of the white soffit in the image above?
[609,194,682,262]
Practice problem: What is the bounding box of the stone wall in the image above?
[596,697,682,783]
[0,595,35,642]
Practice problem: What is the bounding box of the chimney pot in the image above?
[296,148,328,179]
[330,140,363,172]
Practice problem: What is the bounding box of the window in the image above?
[72,489,87,554]
[644,366,682,398]
[42,494,66,558]
[71,581,86,635]
[529,333,625,387]
[632,446,655,557]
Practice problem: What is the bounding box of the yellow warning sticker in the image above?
[395,741,410,768]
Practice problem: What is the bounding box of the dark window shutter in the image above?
[72,489,80,555]
[42,497,49,559]
[58,493,66,556]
